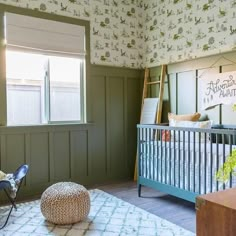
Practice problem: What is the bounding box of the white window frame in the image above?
[4,12,87,126]
[6,50,86,125]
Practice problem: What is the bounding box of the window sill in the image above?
[0,122,94,131]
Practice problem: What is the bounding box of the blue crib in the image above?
[137,124,236,202]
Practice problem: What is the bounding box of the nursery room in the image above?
[0,0,236,235]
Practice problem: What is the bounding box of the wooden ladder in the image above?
[134,64,167,181]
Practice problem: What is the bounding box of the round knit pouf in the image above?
[40,182,90,225]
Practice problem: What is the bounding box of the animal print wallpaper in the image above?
[1,0,236,69]
[90,0,143,68]
[0,0,144,69]
[144,0,236,67]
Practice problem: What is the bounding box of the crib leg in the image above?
[138,184,142,197]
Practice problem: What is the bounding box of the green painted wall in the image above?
[0,66,142,202]
[0,6,142,201]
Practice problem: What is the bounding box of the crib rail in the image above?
[137,124,236,202]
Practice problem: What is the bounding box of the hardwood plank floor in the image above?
[92,181,196,233]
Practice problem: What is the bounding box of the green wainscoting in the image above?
[0,65,142,202]
[90,66,142,182]
[0,125,93,200]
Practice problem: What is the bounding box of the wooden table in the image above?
[196,188,236,236]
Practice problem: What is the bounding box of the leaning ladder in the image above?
[134,65,167,180]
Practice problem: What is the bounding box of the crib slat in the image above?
[178,131,181,189]
[230,133,233,187]
[160,131,163,183]
[187,131,190,191]
[222,134,226,190]
[164,130,167,184]
[169,131,171,185]
[138,128,141,177]
[193,132,196,193]
[183,131,185,190]
[204,132,207,194]
[210,136,213,193]
[140,128,142,177]
[147,128,150,179]
[145,128,148,178]
[216,134,219,191]
[152,129,155,181]
[198,132,201,194]
[157,128,160,181]
[173,130,176,187]
[141,127,144,177]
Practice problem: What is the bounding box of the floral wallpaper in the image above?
[1,0,236,68]
[0,0,144,69]
[143,0,236,67]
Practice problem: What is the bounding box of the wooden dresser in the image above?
[196,188,236,236]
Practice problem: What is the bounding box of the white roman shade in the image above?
[5,13,85,57]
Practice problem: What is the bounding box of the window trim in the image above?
[6,50,85,126]
[0,4,90,126]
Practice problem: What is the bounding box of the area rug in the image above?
[0,189,195,236]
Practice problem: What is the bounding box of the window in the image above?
[6,51,45,125]
[5,13,86,126]
[48,56,82,122]
[6,51,84,125]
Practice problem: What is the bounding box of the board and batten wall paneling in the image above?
[30,132,49,185]
[151,51,236,125]
[107,76,126,178]
[0,65,142,202]
[90,65,142,180]
[90,74,107,182]
[0,12,6,126]
[162,75,171,123]
[169,73,177,115]
[5,134,25,171]
[221,64,236,124]
[197,67,220,124]
[70,130,89,180]
[52,131,70,181]
[0,135,6,170]
[0,125,94,201]
[177,71,196,115]
[127,77,142,174]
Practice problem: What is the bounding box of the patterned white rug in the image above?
[0,189,195,236]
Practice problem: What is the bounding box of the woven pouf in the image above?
[40,182,90,225]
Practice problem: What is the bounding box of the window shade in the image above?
[5,13,85,57]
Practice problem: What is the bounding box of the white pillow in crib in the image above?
[169,119,213,142]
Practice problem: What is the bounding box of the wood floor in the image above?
[93,181,196,234]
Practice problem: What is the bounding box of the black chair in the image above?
[0,164,29,229]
